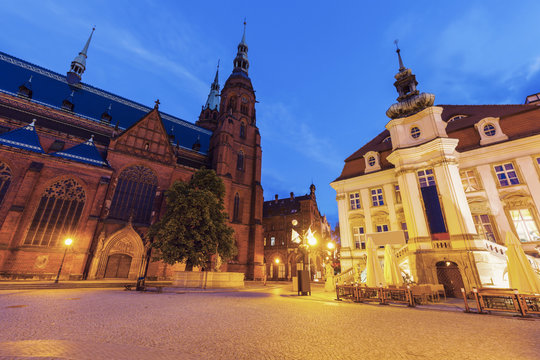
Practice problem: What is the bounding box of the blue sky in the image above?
[2,1,540,226]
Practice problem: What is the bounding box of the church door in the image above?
[436,261,465,297]
[104,254,132,278]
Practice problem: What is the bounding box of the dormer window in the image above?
[410,126,421,139]
[483,124,496,137]
[382,136,391,143]
[364,151,381,173]
[448,115,467,123]
[475,117,508,145]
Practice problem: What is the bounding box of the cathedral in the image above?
[0,24,264,281]
[331,45,540,296]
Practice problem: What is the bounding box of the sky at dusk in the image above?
[2,1,540,226]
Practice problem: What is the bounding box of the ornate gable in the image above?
[111,108,175,164]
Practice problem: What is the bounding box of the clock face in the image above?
[241,96,248,103]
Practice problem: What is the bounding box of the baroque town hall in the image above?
[0,25,264,280]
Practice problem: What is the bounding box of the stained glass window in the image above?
[24,178,85,247]
[0,162,11,206]
[109,166,157,224]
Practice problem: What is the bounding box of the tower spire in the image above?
[203,60,221,111]
[394,39,405,72]
[67,26,95,85]
[233,19,249,74]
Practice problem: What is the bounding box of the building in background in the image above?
[263,184,332,281]
[331,46,540,296]
[0,25,264,281]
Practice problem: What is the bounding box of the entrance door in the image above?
[104,254,132,278]
[436,261,465,297]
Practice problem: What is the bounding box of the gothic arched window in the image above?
[24,178,85,247]
[0,162,12,206]
[228,97,237,112]
[240,122,246,138]
[233,193,240,221]
[237,151,244,171]
[109,165,158,224]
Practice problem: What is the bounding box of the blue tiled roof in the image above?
[0,51,211,154]
[0,119,44,153]
[51,136,108,167]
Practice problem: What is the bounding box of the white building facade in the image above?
[331,50,540,296]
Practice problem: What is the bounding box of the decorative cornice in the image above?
[386,92,435,119]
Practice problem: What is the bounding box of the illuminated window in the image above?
[494,163,519,187]
[410,126,421,139]
[270,237,276,246]
[353,227,365,249]
[278,263,285,278]
[368,156,376,166]
[460,170,480,192]
[109,166,157,224]
[395,185,401,203]
[0,162,11,206]
[349,193,361,210]
[472,214,496,243]
[510,209,540,242]
[264,237,266,246]
[371,188,384,206]
[417,169,436,188]
[376,224,389,232]
[24,178,85,247]
[483,124,496,137]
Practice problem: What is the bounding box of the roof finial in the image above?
[394,39,405,72]
[154,99,160,109]
[242,18,247,44]
[81,26,96,56]
[67,26,95,84]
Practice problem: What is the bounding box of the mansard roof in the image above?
[335,103,540,182]
[0,120,44,153]
[51,136,108,167]
[263,194,312,218]
[0,51,212,154]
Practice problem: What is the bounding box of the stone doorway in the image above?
[104,254,132,278]
[436,261,465,297]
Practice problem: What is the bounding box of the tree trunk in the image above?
[185,260,193,271]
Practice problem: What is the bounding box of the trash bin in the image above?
[297,270,311,296]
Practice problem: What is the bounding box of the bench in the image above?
[124,284,164,293]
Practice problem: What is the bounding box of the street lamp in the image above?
[291,219,317,282]
[54,238,73,284]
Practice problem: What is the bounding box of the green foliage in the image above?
[149,168,236,270]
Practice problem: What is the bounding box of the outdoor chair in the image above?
[410,286,428,305]
[432,284,446,301]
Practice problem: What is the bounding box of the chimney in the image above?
[290,192,294,199]
[274,194,278,202]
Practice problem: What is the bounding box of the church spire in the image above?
[233,19,249,74]
[203,61,221,111]
[67,27,95,85]
[386,40,435,119]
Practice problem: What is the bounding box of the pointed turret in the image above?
[233,20,249,74]
[203,61,221,111]
[67,27,95,85]
[386,41,434,119]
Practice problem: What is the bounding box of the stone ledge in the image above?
[172,271,244,289]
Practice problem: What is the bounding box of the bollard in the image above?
[407,285,415,307]
[379,284,387,305]
[461,288,470,313]
[335,284,342,301]
[472,287,484,314]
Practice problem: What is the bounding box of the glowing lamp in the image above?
[65,238,73,246]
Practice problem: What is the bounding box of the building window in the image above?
[537,157,540,166]
[0,162,12,206]
[240,122,246,138]
[23,178,85,247]
[410,126,421,139]
[349,193,361,210]
[448,115,467,123]
[395,185,401,204]
[233,193,240,221]
[353,227,365,249]
[472,214,496,243]
[376,224,389,232]
[417,169,436,188]
[483,124,496,137]
[278,263,285,278]
[510,209,540,242]
[368,156,376,166]
[383,136,391,143]
[237,151,244,171]
[109,165,157,224]
[460,170,480,192]
[264,237,266,246]
[401,222,409,243]
[270,236,276,246]
[494,163,519,187]
[371,188,384,206]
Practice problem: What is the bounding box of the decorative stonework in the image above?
[34,255,49,269]
[386,92,435,119]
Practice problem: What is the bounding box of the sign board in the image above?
[365,230,406,246]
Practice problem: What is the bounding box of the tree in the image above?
[148,168,237,271]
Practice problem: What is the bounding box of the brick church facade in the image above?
[0,25,264,281]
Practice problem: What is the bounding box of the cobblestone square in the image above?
[0,283,538,359]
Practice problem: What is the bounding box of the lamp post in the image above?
[54,238,73,284]
[291,219,317,281]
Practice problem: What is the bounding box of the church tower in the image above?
[67,27,95,85]
[209,21,264,279]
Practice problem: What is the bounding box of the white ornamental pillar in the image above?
[336,193,353,271]
[383,183,400,231]
[476,164,512,238]
[360,189,373,233]
[396,170,430,242]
